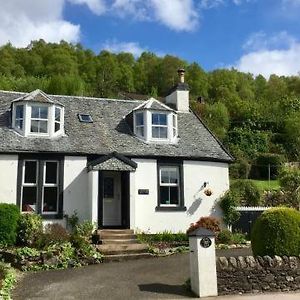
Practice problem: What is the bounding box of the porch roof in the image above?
[88,152,137,172]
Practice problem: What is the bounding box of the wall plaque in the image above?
[200,237,212,248]
[138,189,149,195]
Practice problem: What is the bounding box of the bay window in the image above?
[15,105,24,131]
[135,112,144,137]
[30,106,48,133]
[152,113,168,139]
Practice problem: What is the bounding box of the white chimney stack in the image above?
[165,68,189,112]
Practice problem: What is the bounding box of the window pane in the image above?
[24,161,37,183]
[159,127,168,138]
[43,187,58,212]
[136,113,144,126]
[170,187,179,205]
[152,126,159,138]
[39,121,48,133]
[55,122,60,132]
[161,169,169,184]
[103,177,114,198]
[39,107,48,119]
[22,187,37,212]
[136,126,144,137]
[152,113,167,125]
[16,105,23,119]
[160,186,169,205]
[55,107,61,121]
[30,120,39,132]
[31,106,39,118]
[16,120,23,130]
[169,168,179,184]
[45,162,58,184]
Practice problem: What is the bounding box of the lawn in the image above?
[230,179,280,192]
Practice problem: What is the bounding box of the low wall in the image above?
[217,256,300,295]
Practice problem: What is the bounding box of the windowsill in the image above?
[155,206,187,212]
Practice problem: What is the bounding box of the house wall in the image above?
[131,158,229,233]
[0,155,18,205]
[63,156,89,222]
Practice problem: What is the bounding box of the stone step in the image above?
[97,243,148,255]
[97,229,134,235]
[103,253,153,263]
[101,239,138,244]
[99,233,137,240]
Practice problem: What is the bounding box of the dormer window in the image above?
[11,90,64,138]
[131,98,178,144]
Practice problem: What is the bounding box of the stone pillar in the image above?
[188,227,218,298]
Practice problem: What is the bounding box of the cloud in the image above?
[200,0,252,9]
[234,32,300,78]
[102,40,146,57]
[68,0,106,15]
[111,0,199,31]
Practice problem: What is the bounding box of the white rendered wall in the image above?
[131,159,229,233]
[0,155,18,205]
[165,90,189,112]
[63,156,90,222]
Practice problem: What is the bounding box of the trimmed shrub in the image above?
[17,213,43,247]
[217,229,232,244]
[0,204,20,246]
[231,179,261,206]
[251,207,300,256]
[187,216,221,234]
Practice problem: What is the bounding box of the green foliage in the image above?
[17,213,43,247]
[0,204,20,246]
[137,231,188,244]
[284,112,300,160]
[65,211,80,232]
[251,207,300,256]
[217,229,232,244]
[253,153,285,179]
[37,223,70,248]
[187,216,221,234]
[0,262,16,300]
[229,158,251,179]
[15,246,40,259]
[231,232,247,244]
[231,179,261,206]
[220,191,241,225]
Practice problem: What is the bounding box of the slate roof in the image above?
[0,90,233,162]
[132,98,174,112]
[12,89,62,105]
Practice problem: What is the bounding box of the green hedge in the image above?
[0,204,20,246]
[251,207,300,256]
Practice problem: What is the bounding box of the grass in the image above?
[230,179,280,193]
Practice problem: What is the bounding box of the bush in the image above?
[251,207,300,256]
[230,158,251,179]
[252,153,285,179]
[137,232,188,244]
[187,216,221,234]
[231,179,261,206]
[0,204,20,246]
[17,213,43,247]
[217,229,232,244]
[219,191,240,225]
[37,223,70,248]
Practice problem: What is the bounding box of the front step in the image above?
[97,243,148,255]
[95,229,150,261]
[103,253,153,262]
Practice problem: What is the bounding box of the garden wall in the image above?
[217,256,300,295]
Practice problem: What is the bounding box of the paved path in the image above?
[13,250,298,300]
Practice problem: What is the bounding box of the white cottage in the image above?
[0,70,233,233]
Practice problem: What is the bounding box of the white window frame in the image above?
[21,160,38,213]
[159,166,180,207]
[29,104,49,135]
[172,114,177,138]
[151,112,168,140]
[134,112,145,138]
[42,160,59,215]
[54,106,62,133]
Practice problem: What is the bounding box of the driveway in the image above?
[15,248,298,300]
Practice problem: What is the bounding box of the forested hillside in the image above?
[0,40,300,177]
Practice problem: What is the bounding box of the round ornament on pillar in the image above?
[200,237,212,248]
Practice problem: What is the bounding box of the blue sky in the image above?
[1,0,300,77]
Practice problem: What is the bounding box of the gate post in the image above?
[188,227,218,298]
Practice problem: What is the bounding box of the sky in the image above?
[0,0,300,78]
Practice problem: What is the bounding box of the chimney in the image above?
[165,68,189,112]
